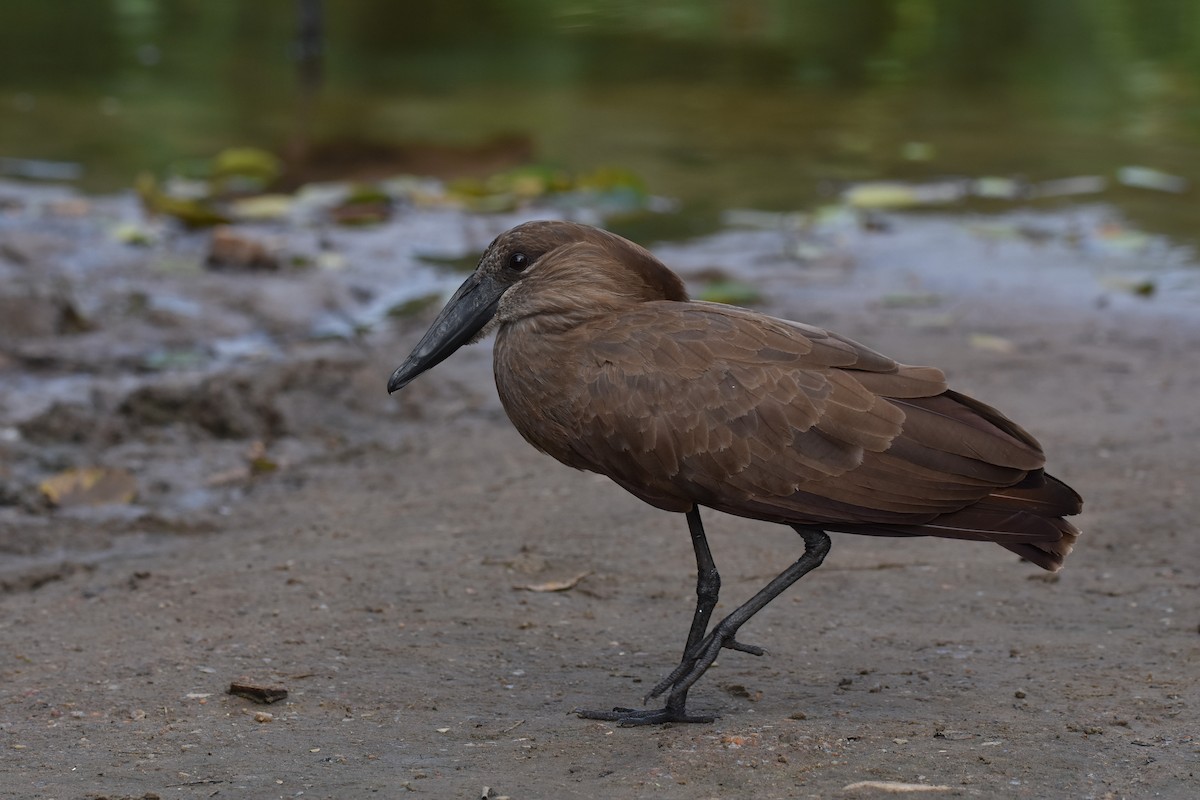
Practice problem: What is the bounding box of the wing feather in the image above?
[494,298,1078,568]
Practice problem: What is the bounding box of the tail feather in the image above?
[828,471,1082,571]
[999,519,1080,571]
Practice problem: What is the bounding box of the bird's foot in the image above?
[644,629,766,703]
[574,705,715,726]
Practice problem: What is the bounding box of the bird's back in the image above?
[494,300,1081,570]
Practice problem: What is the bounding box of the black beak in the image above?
[387,272,505,393]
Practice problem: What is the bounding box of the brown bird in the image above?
[388,221,1082,725]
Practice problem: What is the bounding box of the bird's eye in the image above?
[507,252,529,272]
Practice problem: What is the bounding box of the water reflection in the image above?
[0,1,1197,242]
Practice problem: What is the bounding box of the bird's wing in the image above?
[565,302,1047,528]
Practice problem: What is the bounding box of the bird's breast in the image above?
[493,324,594,469]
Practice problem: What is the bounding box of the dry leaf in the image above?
[968,333,1017,355]
[514,572,590,593]
[39,467,137,507]
[841,781,954,793]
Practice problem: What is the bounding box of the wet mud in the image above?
[1,181,1197,798]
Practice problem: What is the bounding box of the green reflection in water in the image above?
[1,1,1198,242]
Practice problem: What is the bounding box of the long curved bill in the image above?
[387,272,505,393]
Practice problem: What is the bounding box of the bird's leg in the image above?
[576,507,725,725]
[643,525,831,705]
[679,505,722,661]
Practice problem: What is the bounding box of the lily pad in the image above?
[1117,166,1187,194]
[136,173,229,228]
[843,181,963,209]
[211,147,282,189]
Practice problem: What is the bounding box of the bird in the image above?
[387,220,1082,726]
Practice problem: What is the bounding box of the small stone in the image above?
[254,711,274,723]
[207,226,281,271]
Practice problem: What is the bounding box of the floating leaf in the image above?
[576,166,647,196]
[1033,176,1107,198]
[698,281,762,306]
[39,467,137,507]
[330,184,393,225]
[136,172,229,228]
[229,194,294,221]
[1094,223,1151,255]
[1100,277,1156,297]
[1117,166,1187,194]
[111,222,157,246]
[971,177,1023,200]
[211,147,282,189]
[843,181,963,209]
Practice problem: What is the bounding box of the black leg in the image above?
[577,517,832,726]
[643,525,831,706]
[577,507,724,724]
[679,506,722,669]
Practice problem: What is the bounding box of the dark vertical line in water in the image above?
[291,0,324,163]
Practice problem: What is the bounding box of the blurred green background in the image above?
[2,0,1199,239]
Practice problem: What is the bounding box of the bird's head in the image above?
[387,221,686,393]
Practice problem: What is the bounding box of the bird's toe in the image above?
[574,705,715,726]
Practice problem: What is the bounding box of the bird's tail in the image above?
[905,471,1082,571]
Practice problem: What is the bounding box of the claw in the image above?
[726,639,766,656]
[575,706,716,726]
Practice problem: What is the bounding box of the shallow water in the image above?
[3,1,1200,249]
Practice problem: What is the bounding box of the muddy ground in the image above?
[1,185,1197,798]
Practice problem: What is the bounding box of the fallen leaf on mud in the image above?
[720,733,761,748]
[207,226,281,271]
[1100,276,1156,297]
[229,194,294,221]
[968,333,1017,355]
[205,466,251,486]
[514,572,590,592]
[246,441,279,475]
[137,172,230,227]
[228,681,288,704]
[933,729,975,740]
[841,781,954,793]
[39,467,137,507]
[111,222,158,246]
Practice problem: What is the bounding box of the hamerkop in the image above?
[388,220,1082,725]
